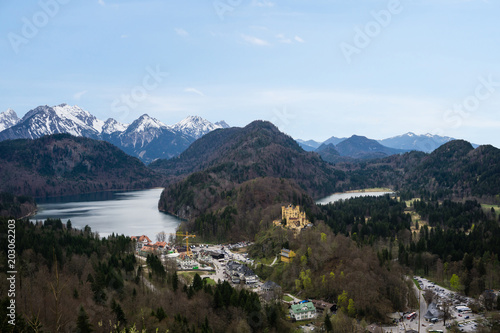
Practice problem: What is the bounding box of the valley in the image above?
[0,117,499,332]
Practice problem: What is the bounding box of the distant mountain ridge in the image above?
[296,132,477,163]
[335,135,407,159]
[0,104,229,163]
[313,135,408,163]
[378,132,456,153]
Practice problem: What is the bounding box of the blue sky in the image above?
[1,0,499,147]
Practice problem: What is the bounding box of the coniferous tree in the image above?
[172,271,179,291]
[324,315,333,332]
[193,273,203,291]
[76,306,92,333]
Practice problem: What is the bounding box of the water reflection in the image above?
[32,188,180,238]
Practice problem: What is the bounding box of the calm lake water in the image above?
[31,188,181,238]
[316,191,393,205]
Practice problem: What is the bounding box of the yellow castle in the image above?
[273,204,311,233]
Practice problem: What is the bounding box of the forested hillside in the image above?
[0,219,290,332]
[0,192,36,218]
[157,121,346,240]
[161,176,317,241]
[250,222,417,323]
[308,195,500,299]
[0,134,162,197]
[337,140,500,203]
[153,121,346,197]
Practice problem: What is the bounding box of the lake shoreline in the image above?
[316,189,394,205]
[339,187,394,194]
[31,188,180,238]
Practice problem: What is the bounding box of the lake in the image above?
[316,190,393,205]
[31,188,181,239]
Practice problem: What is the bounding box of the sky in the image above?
[1,0,499,147]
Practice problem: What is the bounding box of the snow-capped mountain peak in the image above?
[127,114,167,133]
[0,108,20,131]
[172,115,229,139]
[378,132,455,153]
[0,102,230,163]
[215,120,230,129]
[0,104,106,140]
[102,118,128,134]
[52,103,105,133]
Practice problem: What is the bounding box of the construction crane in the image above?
[169,231,196,257]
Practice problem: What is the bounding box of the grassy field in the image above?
[482,204,500,219]
[283,295,294,302]
[346,187,393,193]
[179,271,212,284]
[203,278,217,286]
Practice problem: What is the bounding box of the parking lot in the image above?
[415,276,480,332]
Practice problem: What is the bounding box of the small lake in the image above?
[31,188,181,239]
[316,191,393,205]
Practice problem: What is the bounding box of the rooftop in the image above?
[290,302,315,314]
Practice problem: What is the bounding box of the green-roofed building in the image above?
[289,301,316,321]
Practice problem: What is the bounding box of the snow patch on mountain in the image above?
[52,103,105,133]
[172,115,228,139]
[0,109,20,131]
[102,118,129,134]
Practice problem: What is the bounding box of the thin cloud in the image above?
[121,34,128,39]
[241,34,270,46]
[276,34,292,44]
[175,28,189,37]
[98,0,105,6]
[294,36,305,43]
[184,88,205,97]
[252,0,275,7]
[73,90,88,100]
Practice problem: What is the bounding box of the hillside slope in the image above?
[0,134,162,197]
[153,121,346,197]
[402,140,500,199]
[342,140,500,201]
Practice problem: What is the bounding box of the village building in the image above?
[289,302,316,321]
[131,235,152,251]
[261,280,282,302]
[138,244,155,257]
[154,241,167,252]
[177,256,199,270]
[310,299,337,315]
[273,204,312,234]
[226,261,258,285]
[280,248,296,263]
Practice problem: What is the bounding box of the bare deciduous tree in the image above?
[156,231,167,243]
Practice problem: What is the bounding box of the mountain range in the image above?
[0,104,481,165]
[298,132,462,154]
[0,104,229,163]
